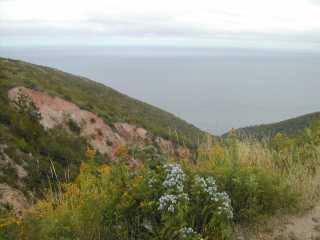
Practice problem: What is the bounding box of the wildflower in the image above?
[211,144,225,159]
[157,164,190,214]
[180,227,203,239]
[114,144,128,157]
[147,176,156,187]
[158,194,178,213]
[139,202,146,208]
[195,176,233,219]
[123,192,129,197]
[98,164,111,174]
[162,164,185,192]
[79,163,88,172]
[86,146,96,160]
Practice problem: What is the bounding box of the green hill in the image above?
[232,112,320,140]
[0,57,206,204]
[0,57,205,147]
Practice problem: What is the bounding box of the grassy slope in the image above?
[230,112,320,140]
[0,57,206,201]
[0,57,205,147]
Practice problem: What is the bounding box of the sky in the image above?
[1,0,320,49]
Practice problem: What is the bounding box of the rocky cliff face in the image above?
[8,86,190,161]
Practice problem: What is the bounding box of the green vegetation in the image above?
[0,56,205,222]
[4,121,320,239]
[233,112,320,140]
[0,86,88,197]
[1,57,320,239]
[0,146,289,240]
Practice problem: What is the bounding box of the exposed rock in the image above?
[14,164,28,179]
[0,144,28,179]
[8,86,191,161]
[155,137,191,158]
[176,146,191,159]
[8,87,124,157]
[155,137,175,155]
[114,122,151,146]
[0,144,10,163]
[0,183,29,217]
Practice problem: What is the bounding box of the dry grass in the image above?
[195,135,320,210]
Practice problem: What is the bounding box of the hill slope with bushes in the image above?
[0,57,205,147]
[231,112,320,140]
[0,57,206,214]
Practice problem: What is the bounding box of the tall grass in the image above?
[2,123,320,239]
[195,129,320,211]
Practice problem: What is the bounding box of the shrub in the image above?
[102,163,233,240]
[214,165,298,223]
[67,119,81,134]
[8,162,234,240]
[193,134,300,225]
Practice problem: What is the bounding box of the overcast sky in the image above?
[1,0,320,50]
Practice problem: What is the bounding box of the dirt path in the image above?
[235,206,320,240]
[272,206,320,240]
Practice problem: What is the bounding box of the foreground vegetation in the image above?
[3,120,320,239]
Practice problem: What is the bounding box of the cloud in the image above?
[309,0,320,5]
[0,0,320,49]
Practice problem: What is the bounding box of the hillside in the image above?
[0,57,205,147]
[0,57,206,213]
[230,112,320,140]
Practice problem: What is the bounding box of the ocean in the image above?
[1,46,319,135]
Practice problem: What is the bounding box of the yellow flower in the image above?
[86,146,96,160]
[211,144,225,160]
[98,164,112,174]
[139,202,145,208]
[114,144,128,157]
[79,163,88,173]
[0,217,20,228]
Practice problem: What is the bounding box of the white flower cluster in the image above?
[195,176,233,219]
[158,194,177,213]
[216,192,233,219]
[180,227,203,240]
[147,176,156,188]
[158,164,188,213]
[162,164,185,192]
[157,164,233,219]
[180,227,196,237]
[195,176,218,200]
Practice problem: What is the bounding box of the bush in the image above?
[8,162,234,240]
[100,163,233,239]
[67,119,81,134]
[213,165,298,223]
[193,134,300,225]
